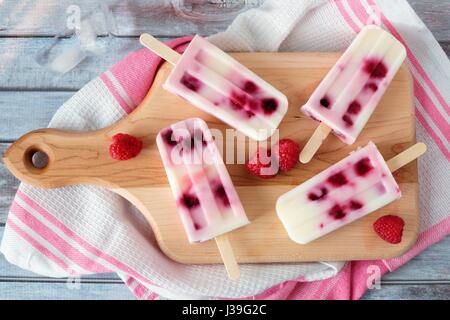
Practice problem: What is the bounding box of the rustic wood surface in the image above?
[0,0,448,300]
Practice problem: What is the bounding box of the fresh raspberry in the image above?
[274,139,300,172]
[245,148,277,179]
[109,133,143,161]
[373,215,405,244]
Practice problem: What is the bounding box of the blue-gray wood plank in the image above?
[0,0,449,300]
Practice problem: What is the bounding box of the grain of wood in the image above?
[0,0,107,36]
[0,0,448,42]
[0,30,447,92]
[384,235,450,281]
[0,143,18,223]
[409,0,450,41]
[0,37,142,90]
[362,283,450,300]
[0,91,72,141]
[0,0,247,37]
[0,280,134,300]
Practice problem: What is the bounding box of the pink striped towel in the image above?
[1,0,449,299]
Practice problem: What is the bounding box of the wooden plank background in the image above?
[0,0,448,300]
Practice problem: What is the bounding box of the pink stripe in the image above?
[385,215,450,271]
[11,201,109,274]
[322,263,351,300]
[288,280,322,300]
[125,276,157,300]
[146,292,158,300]
[310,278,333,300]
[366,0,450,115]
[344,0,450,159]
[334,0,360,33]
[99,73,132,114]
[133,283,148,299]
[325,260,389,300]
[414,81,450,143]
[347,0,370,25]
[126,277,134,287]
[415,111,450,160]
[16,190,160,288]
[6,218,79,276]
[109,37,192,107]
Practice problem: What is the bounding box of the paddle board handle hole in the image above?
[24,146,50,173]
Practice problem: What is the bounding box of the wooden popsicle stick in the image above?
[139,33,181,65]
[299,123,332,164]
[387,142,427,172]
[215,234,240,280]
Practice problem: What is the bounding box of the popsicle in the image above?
[299,25,406,163]
[277,142,426,244]
[140,33,288,141]
[156,117,249,279]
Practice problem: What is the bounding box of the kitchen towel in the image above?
[1,0,449,300]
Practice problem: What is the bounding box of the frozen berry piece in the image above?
[245,148,277,179]
[193,222,202,230]
[308,187,328,201]
[363,59,388,78]
[329,204,346,220]
[327,172,348,187]
[180,131,207,152]
[320,96,331,109]
[214,184,230,207]
[347,101,361,115]
[364,83,378,92]
[349,200,363,210]
[373,215,404,244]
[342,114,354,126]
[274,138,300,172]
[246,110,255,118]
[261,98,278,114]
[188,130,208,149]
[180,73,202,91]
[248,98,259,110]
[243,80,258,94]
[355,157,373,176]
[181,193,200,209]
[229,91,247,110]
[109,133,143,161]
[161,129,177,147]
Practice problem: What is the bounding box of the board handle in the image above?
[299,123,332,164]
[215,234,240,280]
[387,142,427,172]
[139,33,181,65]
[2,128,117,189]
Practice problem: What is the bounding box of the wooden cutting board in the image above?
[3,52,418,263]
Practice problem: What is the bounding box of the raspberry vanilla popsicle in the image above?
[157,118,249,279]
[277,142,426,245]
[299,26,406,163]
[141,34,288,141]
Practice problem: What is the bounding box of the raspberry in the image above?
[373,215,405,244]
[109,133,143,161]
[274,139,300,172]
[245,148,277,179]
